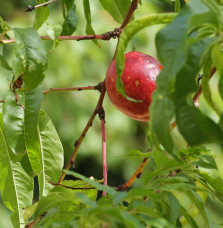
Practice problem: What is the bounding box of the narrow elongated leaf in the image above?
[33,0,50,30]
[12,28,48,91]
[38,110,64,197]
[3,90,26,158]
[0,114,33,228]
[83,0,99,46]
[98,0,131,23]
[180,206,199,228]
[64,170,117,196]
[24,86,43,174]
[61,0,78,36]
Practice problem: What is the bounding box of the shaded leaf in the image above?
[61,0,78,36]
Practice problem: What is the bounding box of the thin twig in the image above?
[57,81,106,184]
[119,0,139,31]
[193,66,217,108]
[43,84,101,95]
[25,0,57,12]
[0,29,121,44]
[118,157,150,191]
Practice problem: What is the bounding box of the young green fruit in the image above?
[105,51,162,122]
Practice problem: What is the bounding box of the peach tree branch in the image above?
[25,0,57,12]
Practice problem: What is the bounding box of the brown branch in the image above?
[57,81,106,184]
[118,157,150,191]
[119,0,139,31]
[25,0,57,12]
[0,29,121,45]
[43,83,101,95]
[193,66,217,108]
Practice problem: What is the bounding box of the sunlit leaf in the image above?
[12,28,48,91]
[38,110,64,197]
[0,113,33,228]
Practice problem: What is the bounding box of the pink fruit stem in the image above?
[101,119,107,196]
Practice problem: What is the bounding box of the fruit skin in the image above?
[105,51,162,122]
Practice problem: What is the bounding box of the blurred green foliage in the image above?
[0,0,223,226]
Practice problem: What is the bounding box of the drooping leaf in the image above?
[61,0,78,36]
[98,0,131,23]
[33,0,50,30]
[174,38,223,146]
[0,113,33,228]
[38,110,64,197]
[83,0,99,46]
[12,28,48,91]
[24,86,43,175]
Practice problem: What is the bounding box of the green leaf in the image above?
[98,0,131,23]
[201,0,223,27]
[202,55,221,116]
[174,38,223,146]
[167,192,180,222]
[149,0,213,152]
[38,110,64,197]
[180,206,199,228]
[34,190,78,220]
[12,28,48,91]
[64,170,117,196]
[61,0,78,36]
[83,0,99,46]
[33,0,50,30]
[3,90,26,158]
[0,113,33,228]
[186,191,212,226]
[211,42,223,101]
[196,171,223,202]
[24,86,43,175]
[0,55,12,71]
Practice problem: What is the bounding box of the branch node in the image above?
[25,5,35,12]
[97,107,105,121]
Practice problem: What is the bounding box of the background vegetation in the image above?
[0,0,223,227]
